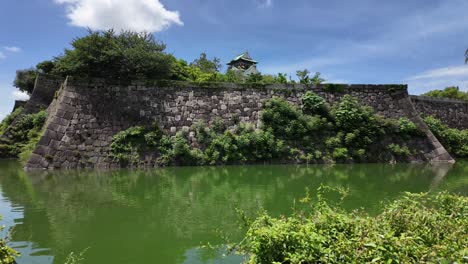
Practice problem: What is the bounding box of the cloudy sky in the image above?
[1,0,468,120]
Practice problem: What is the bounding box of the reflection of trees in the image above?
[435,160,468,194]
[0,161,465,263]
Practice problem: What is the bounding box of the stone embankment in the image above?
[22,76,455,169]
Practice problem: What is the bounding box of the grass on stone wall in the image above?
[110,92,425,166]
[0,110,47,161]
[232,188,467,263]
[0,107,24,136]
[424,116,468,158]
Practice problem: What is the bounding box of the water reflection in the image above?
[0,161,466,264]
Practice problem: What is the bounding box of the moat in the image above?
[0,160,466,264]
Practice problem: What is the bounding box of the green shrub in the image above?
[235,190,467,263]
[424,116,468,157]
[301,91,328,115]
[398,117,423,136]
[245,73,264,84]
[204,124,284,165]
[0,110,47,160]
[14,69,37,94]
[110,126,147,162]
[0,216,19,263]
[261,97,320,140]
[109,96,437,166]
[0,107,23,136]
[332,147,349,160]
[387,143,411,157]
[331,95,375,131]
[52,30,174,80]
[423,86,468,102]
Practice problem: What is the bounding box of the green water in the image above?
[0,161,466,264]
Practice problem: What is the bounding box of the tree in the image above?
[311,72,325,85]
[190,53,222,73]
[423,86,468,102]
[36,60,55,74]
[13,68,37,94]
[51,29,174,80]
[296,69,310,84]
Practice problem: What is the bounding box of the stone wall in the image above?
[26,78,454,169]
[411,96,468,130]
[0,75,64,143]
[12,100,27,111]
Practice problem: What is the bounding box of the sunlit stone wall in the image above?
[26,77,454,169]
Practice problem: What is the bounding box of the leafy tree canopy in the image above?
[190,53,222,73]
[423,86,468,102]
[13,68,37,94]
[51,29,174,80]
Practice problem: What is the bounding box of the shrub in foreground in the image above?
[234,190,467,263]
[0,217,19,264]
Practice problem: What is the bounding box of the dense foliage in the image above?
[51,30,174,80]
[190,53,222,73]
[110,93,424,166]
[424,116,468,157]
[0,110,47,161]
[13,69,37,94]
[0,107,23,136]
[296,70,325,85]
[422,86,468,102]
[234,189,467,263]
[13,30,335,87]
[0,217,19,264]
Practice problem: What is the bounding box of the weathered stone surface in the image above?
[24,77,458,169]
[0,74,64,146]
[411,96,468,129]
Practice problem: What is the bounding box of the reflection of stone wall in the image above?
[410,96,468,130]
[26,78,454,169]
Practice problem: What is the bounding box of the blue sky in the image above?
[1,0,468,120]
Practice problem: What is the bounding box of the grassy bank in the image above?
[234,189,467,263]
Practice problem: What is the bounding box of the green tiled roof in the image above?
[227,52,258,65]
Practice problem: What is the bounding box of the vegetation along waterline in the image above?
[109,94,434,167]
[0,160,467,263]
[233,189,467,264]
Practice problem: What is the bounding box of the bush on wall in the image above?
[110,93,426,166]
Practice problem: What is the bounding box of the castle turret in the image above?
[227,52,258,75]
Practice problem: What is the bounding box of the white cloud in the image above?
[3,46,21,53]
[0,51,5,59]
[407,65,468,80]
[11,90,30,101]
[256,0,272,8]
[55,0,183,32]
[405,65,468,94]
